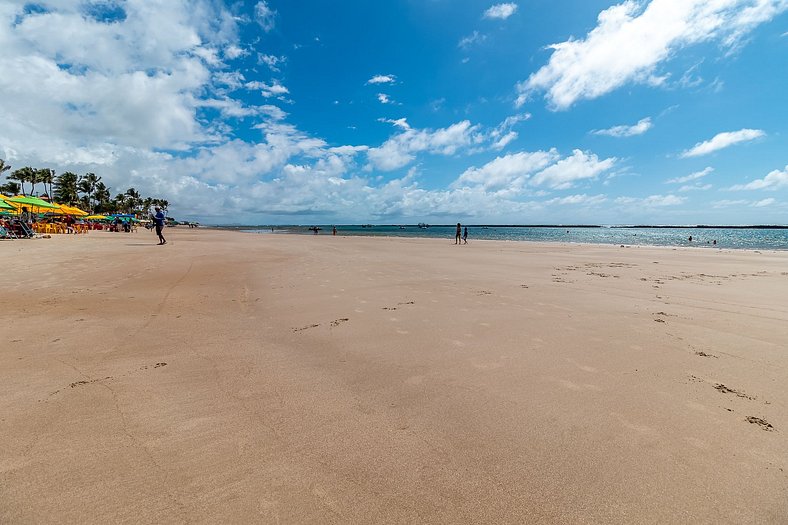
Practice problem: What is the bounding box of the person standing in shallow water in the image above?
[455,223,462,244]
[463,226,468,244]
[153,207,166,245]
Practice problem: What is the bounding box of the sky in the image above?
[0,0,787,225]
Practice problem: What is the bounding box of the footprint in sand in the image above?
[745,416,774,431]
[292,324,320,332]
[330,318,349,327]
[714,383,755,400]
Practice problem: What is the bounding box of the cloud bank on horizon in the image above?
[0,0,786,224]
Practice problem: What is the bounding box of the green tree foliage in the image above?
[54,172,80,205]
[1,164,169,215]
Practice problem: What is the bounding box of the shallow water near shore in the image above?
[232,225,788,250]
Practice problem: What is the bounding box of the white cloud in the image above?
[483,3,518,20]
[453,148,615,193]
[681,128,765,157]
[255,1,276,32]
[246,80,290,98]
[616,194,686,207]
[377,93,392,104]
[259,54,285,71]
[679,183,712,192]
[223,45,246,60]
[367,74,396,84]
[454,150,560,192]
[530,149,617,189]
[459,31,486,48]
[713,199,750,208]
[546,194,608,206]
[367,120,482,171]
[519,0,788,109]
[753,197,776,207]
[666,166,713,183]
[729,164,788,190]
[592,117,652,137]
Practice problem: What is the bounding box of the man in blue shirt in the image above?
[153,207,167,245]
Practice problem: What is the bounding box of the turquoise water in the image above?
[231,225,788,250]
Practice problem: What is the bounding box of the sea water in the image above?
[232,225,788,251]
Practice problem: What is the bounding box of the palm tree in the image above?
[38,168,55,200]
[0,182,20,195]
[28,168,41,196]
[0,159,10,180]
[0,159,15,195]
[9,167,35,196]
[94,181,111,212]
[77,172,101,211]
[124,187,141,214]
[54,172,80,204]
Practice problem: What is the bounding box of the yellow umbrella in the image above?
[54,203,89,216]
[85,214,107,220]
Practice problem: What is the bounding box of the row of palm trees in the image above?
[0,159,168,215]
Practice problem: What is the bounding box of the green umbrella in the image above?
[0,199,14,210]
[6,196,58,209]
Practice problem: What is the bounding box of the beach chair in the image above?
[0,223,16,239]
[17,222,34,238]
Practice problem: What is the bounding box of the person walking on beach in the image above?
[153,207,166,245]
[463,226,468,244]
[455,223,462,244]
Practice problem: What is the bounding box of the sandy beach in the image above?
[1,228,786,523]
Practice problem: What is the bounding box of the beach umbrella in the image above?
[85,214,107,220]
[5,195,58,212]
[0,199,14,210]
[55,204,89,216]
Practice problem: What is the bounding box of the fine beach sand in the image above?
[1,228,787,523]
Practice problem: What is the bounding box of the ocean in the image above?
[230,225,788,251]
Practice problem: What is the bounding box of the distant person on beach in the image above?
[332,225,337,236]
[688,235,692,242]
[153,207,167,245]
[455,223,462,244]
[463,226,468,244]
[21,207,31,227]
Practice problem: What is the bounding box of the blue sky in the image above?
[0,0,786,224]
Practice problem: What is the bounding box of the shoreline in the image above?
[2,228,786,523]
[226,227,788,254]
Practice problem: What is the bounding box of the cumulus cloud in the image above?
[367,120,482,171]
[729,164,788,190]
[681,129,765,157]
[255,1,277,32]
[519,0,788,109]
[453,149,615,192]
[666,166,713,183]
[454,150,560,192]
[530,150,617,189]
[592,117,652,137]
[377,93,392,104]
[483,3,518,20]
[367,74,396,84]
[259,54,285,71]
[246,80,290,99]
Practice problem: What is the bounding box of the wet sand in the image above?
[1,228,787,523]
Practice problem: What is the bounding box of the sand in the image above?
[1,228,787,523]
